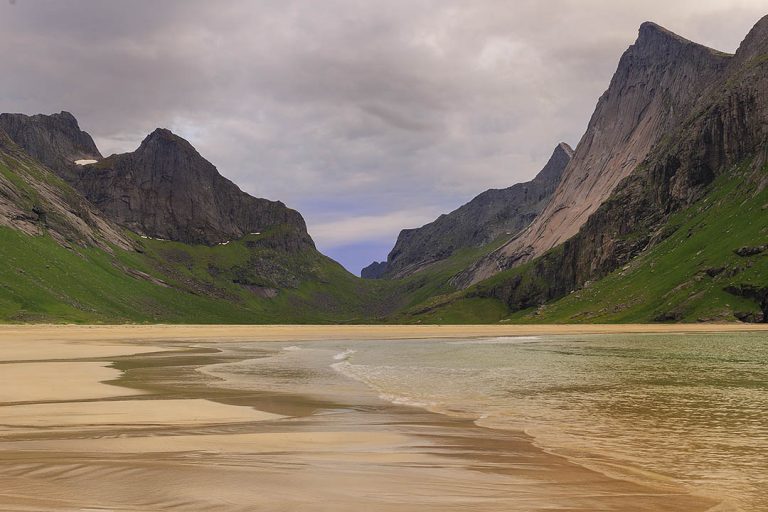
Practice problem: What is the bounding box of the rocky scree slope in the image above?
[363,142,572,279]
[0,129,129,250]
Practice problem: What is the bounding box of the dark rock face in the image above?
[0,112,102,180]
[461,21,732,286]
[361,261,389,279]
[74,128,315,249]
[0,129,130,250]
[734,245,766,257]
[364,143,572,279]
[469,16,768,316]
[726,284,768,323]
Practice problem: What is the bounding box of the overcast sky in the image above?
[0,1,764,273]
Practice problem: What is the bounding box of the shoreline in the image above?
[1,322,767,344]
[0,326,733,511]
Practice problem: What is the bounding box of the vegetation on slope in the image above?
[0,136,396,324]
[408,162,768,324]
[0,226,401,324]
[4,159,765,325]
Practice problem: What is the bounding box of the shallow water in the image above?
[204,333,768,510]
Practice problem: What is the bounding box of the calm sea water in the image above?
[202,333,768,511]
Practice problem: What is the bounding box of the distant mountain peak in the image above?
[0,111,102,180]
[557,142,574,157]
[637,21,689,44]
[146,127,175,139]
[734,14,768,64]
[363,141,572,279]
[138,128,198,155]
[532,142,573,183]
[630,20,729,61]
[457,18,734,287]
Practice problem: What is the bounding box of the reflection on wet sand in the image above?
[0,326,743,511]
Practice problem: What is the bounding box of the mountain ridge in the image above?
[0,111,102,182]
[0,127,129,251]
[415,15,768,323]
[1,16,767,324]
[458,20,733,287]
[75,126,315,249]
[362,142,572,279]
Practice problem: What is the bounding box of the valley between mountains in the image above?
[1,16,767,324]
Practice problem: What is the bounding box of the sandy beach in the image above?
[2,322,767,343]
[1,324,763,511]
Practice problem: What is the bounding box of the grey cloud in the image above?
[0,0,765,273]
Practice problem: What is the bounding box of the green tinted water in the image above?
[205,333,768,510]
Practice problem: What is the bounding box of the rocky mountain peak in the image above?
[139,127,192,149]
[458,20,733,287]
[74,128,314,248]
[636,21,691,47]
[733,14,768,64]
[135,128,202,161]
[52,110,78,123]
[620,21,730,78]
[557,142,574,157]
[0,111,102,180]
[533,142,573,183]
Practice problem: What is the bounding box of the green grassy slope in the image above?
[0,216,510,324]
[376,238,513,324]
[0,226,404,324]
[3,121,766,324]
[407,162,768,324]
[0,135,397,324]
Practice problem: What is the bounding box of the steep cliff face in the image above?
[0,129,129,250]
[74,128,314,249]
[461,22,732,286]
[362,142,572,279]
[461,15,768,318]
[0,112,102,181]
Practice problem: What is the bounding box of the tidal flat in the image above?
[0,324,766,511]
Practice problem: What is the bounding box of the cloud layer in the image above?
[0,0,764,273]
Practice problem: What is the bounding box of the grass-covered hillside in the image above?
[0,226,405,324]
[0,132,399,324]
[4,159,766,325]
[408,161,768,324]
[2,117,767,325]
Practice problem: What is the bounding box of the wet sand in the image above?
[0,325,754,511]
[2,323,768,345]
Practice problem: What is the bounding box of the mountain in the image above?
[72,128,314,249]
[0,128,128,250]
[362,142,572,279]
[1,17,767,325]
[0,114,388,323]
[459,22,732,286]
[0,114,314,250]
[0,111,102,181]
[408,16,768,323]
[361,261,389,279]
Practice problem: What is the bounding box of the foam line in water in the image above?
[447,336,543,345]
[333,348,356,361]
